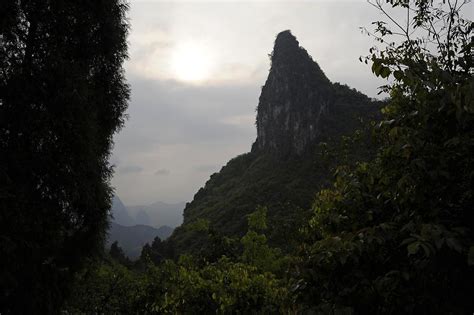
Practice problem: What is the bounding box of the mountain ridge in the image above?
[107,222,174,259]
[110,196,185,228]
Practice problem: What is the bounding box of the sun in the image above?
[171,42,214,83]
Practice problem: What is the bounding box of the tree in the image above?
[241,206,285,273]
[0,0,129,313]
[297,0,473,313]
[140,237,168,265]
[110,241,131,267]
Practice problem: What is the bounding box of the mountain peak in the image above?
[252,30,333,157]
[273,30,299,52]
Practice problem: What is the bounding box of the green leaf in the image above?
[393,70,404,80]
[380,66,391,78]
[407,242,420,255]
[371,59,382,75]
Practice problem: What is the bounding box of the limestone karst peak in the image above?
[269,30,330,85]
[272,30,300,55]
[252,30,334,157]
[252,30,375,158]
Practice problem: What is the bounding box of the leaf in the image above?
[393,70,404,80]
[380,66,391,78]
[407,242,420,255]
[372,59,382,75]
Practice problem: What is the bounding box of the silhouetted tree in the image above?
[140,236,174,264]
[0,0,129,313]
[110,241,131,267]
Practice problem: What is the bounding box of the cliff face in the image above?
[252,30,369,157]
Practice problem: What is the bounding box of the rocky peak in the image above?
[252,30,334,157]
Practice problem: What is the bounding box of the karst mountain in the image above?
[168,30,380,254]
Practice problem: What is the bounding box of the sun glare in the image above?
[171,42,214,83]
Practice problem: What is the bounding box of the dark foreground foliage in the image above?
[65,208,290,313]
[0,0,129,313]
[295,0,474,312]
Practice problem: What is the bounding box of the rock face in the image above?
[111,195,135,226]
[252,30,335,157]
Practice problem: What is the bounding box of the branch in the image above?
[368,0,410,39]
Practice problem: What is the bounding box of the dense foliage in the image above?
[297,0,474,312]
[65,209,290,313]
[0,0,129,313]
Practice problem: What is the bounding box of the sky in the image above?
[110,0,393,206]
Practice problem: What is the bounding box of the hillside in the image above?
[167,31,381,255]
[110,195,135,226]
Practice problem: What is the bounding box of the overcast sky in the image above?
[110,0,394,206]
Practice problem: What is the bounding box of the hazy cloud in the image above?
[194,164,220,173]
[119,165,144,174]
[111,1,391,205]
[155,169,171,176]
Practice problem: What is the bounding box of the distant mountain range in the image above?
[107,195,185,258]
[128,201,186,228]
[110,195,185,228]
[107,222,174,259]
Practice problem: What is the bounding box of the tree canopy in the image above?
[298,0,473,312]
[0,1,129,313]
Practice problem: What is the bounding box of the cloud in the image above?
[155,169,171,176]
[220,114,255,127]
[118,165,143,174]
[112,0,389,205]
[194,164,220,173]
[111,77,257,205]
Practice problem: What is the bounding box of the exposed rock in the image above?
[252,30,372,157]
